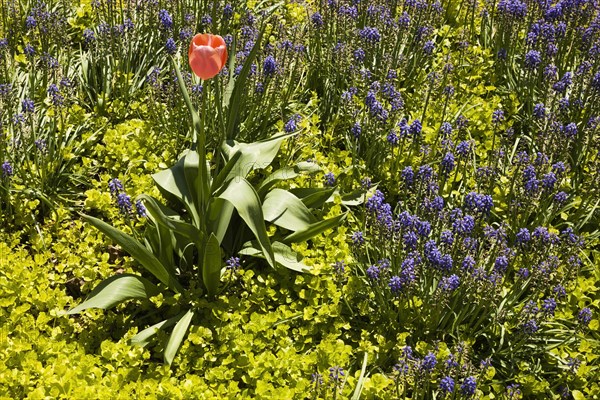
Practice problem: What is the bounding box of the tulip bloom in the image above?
[188,34,227,80]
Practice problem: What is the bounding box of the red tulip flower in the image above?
[188,33,228,80]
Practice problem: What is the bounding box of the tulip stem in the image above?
[170,55,209,215]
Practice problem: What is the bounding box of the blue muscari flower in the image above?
[445,354,459,369]
[0,38,7,48]
[388,276,403,294]
[351,231,364,246]
[24,44,35,56]
[226,256,240,270]
[26,15,37,29]
[324,172,336,186]
[542,298,557,316]
[284,114,301,133]
[201,14,212,25]
[402,166,414,185]
[116,193,133,216]
[456,140,470,156]
[553,284,567,298]
[223,3,233,19]
[351,122,361,139]
[333,261,345,274]
[416,220,431,237]
[563,122,577,138]
[577,307,592,326]
[439,274,460,291]
[492,109,504,124]
[311,12,323,27]
[541,172,557,190]
[439,121,453,136]
[311,372,323,385]
[403,231,418,250]
[0,83,11,97]
[366,265,380,280]
[158,9,173,30]
[263,55,277,76]
[387,129,399,145]
[22,98,34,113]
[515,228,531,245]
[398,12,410,28]
[533,103,546,119]
[47,84,63,106]
[83,29,95,43]
[554,191,568,204]
[523,319,538,334]
[424,240,441,264]
[135,199,147,217]
[423,40,435,55]
[421,352,437,371]
[553,72,573,93]
[179,28,193,42]
[497,0,527,18]
[108,178,123,196]
[1,161,13,178]
[440,230,454,245]
[439,254,453,271]
[439,376,455,393]
[165,38,177,54]
[441,152,455,173]
[461,376,477,396]
[353,47,365,62]
[462,256,475,271]
[524,50,542,69]
[358,26,381,44]
[417,165,433,181]
[338,5,358,19]
[494,256,509,273]
[329,366,344,382]
[453,215,475,236]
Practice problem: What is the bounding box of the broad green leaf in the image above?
[290,187,336,208]
[152,151,200,226]
[206,197,234,244]
[211,150,242,192]
[164,309,194,365]
[341,188,368,206]
[218,178,275,268]
[67,274,159,314]
[257,162,321,197]
[202,233,222,297]
[82,214,183,293]
[240,241,310,272]
[262,189,316,231]
[221,132,295,182]
[130,312,185,348]
[139,194,202,243]
[283,212,348,243]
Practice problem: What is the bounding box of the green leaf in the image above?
[211,150,242,192]
[257,162,321,197]
[289,187,336,208]
[139,194,202,243]
[164,309,194,365]
[262,189,316,232]
[240,241,310,272]
[202,233,222,297]
[152,151,200,226]
[351,353,369,400]
[218,178,275,268]
[206,197,235,244]
[67,274,159,314]
[221,132,295,182]
[283,212,347,243]
[130,312,185,348]
[82,214,183,293]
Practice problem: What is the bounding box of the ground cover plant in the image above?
[0,0,599,398]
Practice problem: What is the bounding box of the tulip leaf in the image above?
[82,214,183,293]
[289,187,336,208]
[67,274,159,314]
[130,312,186,348]
[202,233,222,298]
[206,197,234,245]
[164,309,194,365]
[139,194,203,244]
[262,189,316,232]
[218,178,275,268]
[240,241,310,272]
[152,151,201,226]
[257,162,321,197]
[283,212,348,243]
[221,132,295,182]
